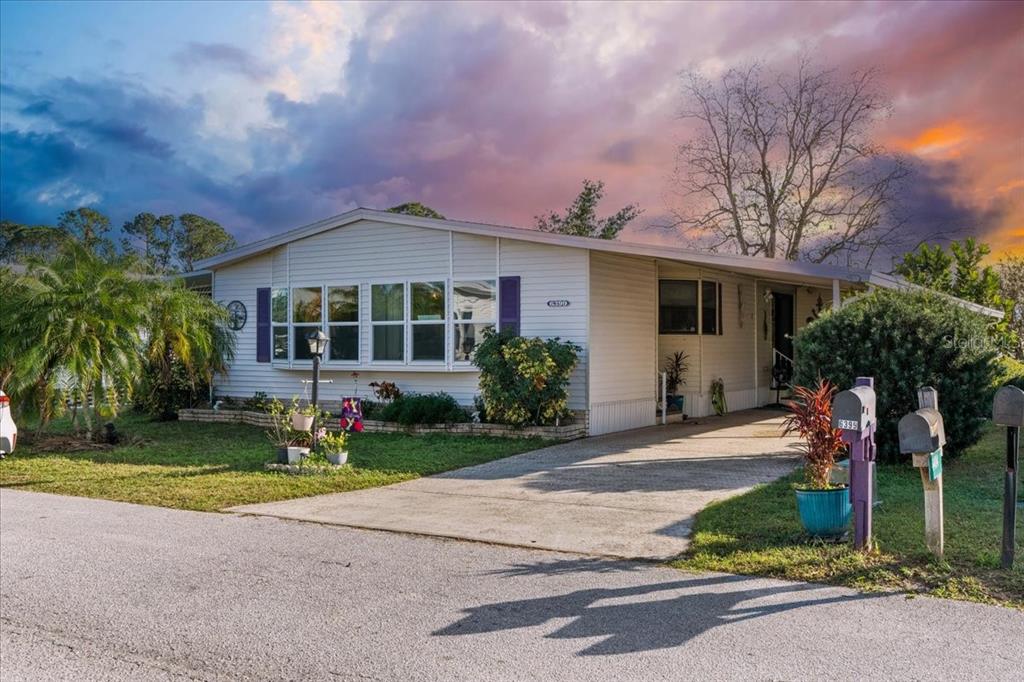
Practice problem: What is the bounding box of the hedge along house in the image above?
[192,208,1003,437]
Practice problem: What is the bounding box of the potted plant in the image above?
[315,428,349,466]
[290,400,317,432]
[783,379,851,538]
[266,398,311,464]
[663,351,688,414]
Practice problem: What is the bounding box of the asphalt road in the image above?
[2,489,1022,681]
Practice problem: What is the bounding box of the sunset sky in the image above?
[1,0,1021,263]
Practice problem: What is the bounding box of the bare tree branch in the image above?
[670,59,909,267]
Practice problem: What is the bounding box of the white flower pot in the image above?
[327,451,348,466]
[291,413,314,431]
[276,446,309,464]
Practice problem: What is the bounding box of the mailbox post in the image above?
[898,387,946,558]
[993,385,1024,569]
[832,377,877,551]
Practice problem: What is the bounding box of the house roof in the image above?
[195,208,1004,318]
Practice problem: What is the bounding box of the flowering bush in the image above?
[473,329,580,426]
[315,428,348,455]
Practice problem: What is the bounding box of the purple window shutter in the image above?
[499,276,521,335]
[256,288,271,363]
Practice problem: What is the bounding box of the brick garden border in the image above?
[177,408,587,440]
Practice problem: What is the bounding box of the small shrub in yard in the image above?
[136,358,208,420]
[243,391,270,412]
[377,393,467,426]
[474,329,581,426]
[792,288,998,462]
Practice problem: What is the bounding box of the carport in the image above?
[232,409,801,560]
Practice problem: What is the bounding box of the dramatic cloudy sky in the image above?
[1,0,1021,261]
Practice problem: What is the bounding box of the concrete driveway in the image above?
[231,409,801,560]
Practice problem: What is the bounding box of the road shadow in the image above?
[435,562,876,655]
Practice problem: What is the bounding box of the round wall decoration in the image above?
[226,300,247,330]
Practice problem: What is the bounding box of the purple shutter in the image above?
[499,276,520,335]
[256,288,271,363]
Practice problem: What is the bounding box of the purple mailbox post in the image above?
[832,377,877,551]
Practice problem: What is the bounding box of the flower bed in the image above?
[178,405,585,438]
[178,408,586,440]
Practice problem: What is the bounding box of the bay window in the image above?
[327,285,359,362]
[372,283,404,361]
[453,280,496,362]
[411,281,445,361]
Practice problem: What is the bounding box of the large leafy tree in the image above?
[895,238,1014,349]
[0,221,70,263]
[173,214,237,272]
[387,202,446,219]
[122,212,175,272]
[535,179,640,240]
[57,207,116,258]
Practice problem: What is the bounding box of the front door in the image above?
[772,292,794,384]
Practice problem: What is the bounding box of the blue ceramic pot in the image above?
[795,486,851,537]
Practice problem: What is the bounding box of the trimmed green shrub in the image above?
[376,392,467,426]
[792,289,998,462]
[473,329,581,426]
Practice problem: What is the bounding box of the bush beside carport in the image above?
[792,289,998,462]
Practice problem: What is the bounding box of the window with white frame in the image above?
[411,281,446,361]
[371,283,405,361]
[291,287,322,360]
[453,280,495,362]
[271,288,289,359]
[658,279,722,335]
[327,285,359,362]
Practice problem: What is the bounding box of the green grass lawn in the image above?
[0,414,551,512]
[672,423,1024,608]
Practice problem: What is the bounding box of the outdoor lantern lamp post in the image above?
[306,330,329,450]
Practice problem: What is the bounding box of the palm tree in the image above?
[12,243,150,436]
[142,281,234,418]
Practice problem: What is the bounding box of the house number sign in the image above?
[546,300,571,308]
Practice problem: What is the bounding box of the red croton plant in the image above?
[783,379,847,490]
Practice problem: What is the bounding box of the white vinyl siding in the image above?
[588,252,657,435]
[499,239,589,411]
[212,220,590,409]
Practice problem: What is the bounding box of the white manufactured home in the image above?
[192,209,999,436]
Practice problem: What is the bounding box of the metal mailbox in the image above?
[832,385,876,434]
[898,407,946,455]
[993,386,1024,428]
